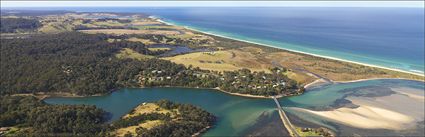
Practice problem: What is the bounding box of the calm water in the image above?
[14,7,424,74]
[45,79,425,136]
[281,79,425,134]
[45,88,277,136]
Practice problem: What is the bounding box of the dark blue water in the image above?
[142,7,425,74]
[144,7,425,74]
[5,7,424,73]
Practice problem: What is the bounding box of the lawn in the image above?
[114,103,180,137]
[115,48,154,61]
[79,29,181,35]
[123,103,174,119]
[163,50,271,72]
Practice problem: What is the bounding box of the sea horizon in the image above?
[1,5,424,137]
[3,7,424,74]
[156,18,424,76]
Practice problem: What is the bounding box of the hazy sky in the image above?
[2,1,424,8]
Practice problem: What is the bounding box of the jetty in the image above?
[273,96,300,137]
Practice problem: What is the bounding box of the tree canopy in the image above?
[0,18,41,33]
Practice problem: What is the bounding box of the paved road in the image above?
[273,97,300,137]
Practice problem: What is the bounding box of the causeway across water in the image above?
[273,96,300,137]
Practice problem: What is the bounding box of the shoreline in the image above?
[192,126,211,137]
[303,79,330,89]
[154,17,424,77]
[302,77,425,91]
[13,92,103,100]
[38,85,293,101]
[37,78,424,101]
[140,86,284,99]
[215,87,272,99]
[334,77,424,84]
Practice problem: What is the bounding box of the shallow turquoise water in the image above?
[45,79,424,136]
[280,79,424,108]
[280,79,425,133]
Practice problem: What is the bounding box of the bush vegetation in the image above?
[0,96,108,136]
[0,18,41,33]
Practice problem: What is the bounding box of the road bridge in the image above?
[273,96,300,137]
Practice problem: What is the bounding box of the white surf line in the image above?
[153,17,424,77]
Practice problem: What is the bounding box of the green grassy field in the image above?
[115,48,154,61]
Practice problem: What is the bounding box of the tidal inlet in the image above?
[1,1,424,137]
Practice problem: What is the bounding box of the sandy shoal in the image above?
[290,88,424,130]
[291,105,414,130]
[391,87,424,102]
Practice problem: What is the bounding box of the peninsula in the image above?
[1,10,423,137]
[1,11,423,99]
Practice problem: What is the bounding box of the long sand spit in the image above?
[289,87,424,130]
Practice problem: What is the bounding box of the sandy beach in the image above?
[303,79,329,89]
[391,87,425,102]
[334,77,425,84]
[214,87,274,99]
[154,18,424,77]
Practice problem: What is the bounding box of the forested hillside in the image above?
[0,18,41,33]
[0,96,215,136]
[0,32,148,95]
[0,96,108,136]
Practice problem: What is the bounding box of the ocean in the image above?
[4,7,425,73]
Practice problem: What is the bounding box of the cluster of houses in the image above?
[227,75,287,90]
[138,67,293,95]
[139,69,212,83]
[139,70,172,82]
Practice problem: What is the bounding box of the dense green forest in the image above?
[0,96,108,136]
[0,32,149,95]
[1,32,301,96]
[140,65,301,96]
[0,18,41,33]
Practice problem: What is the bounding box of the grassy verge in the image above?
[115,48,154,61]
